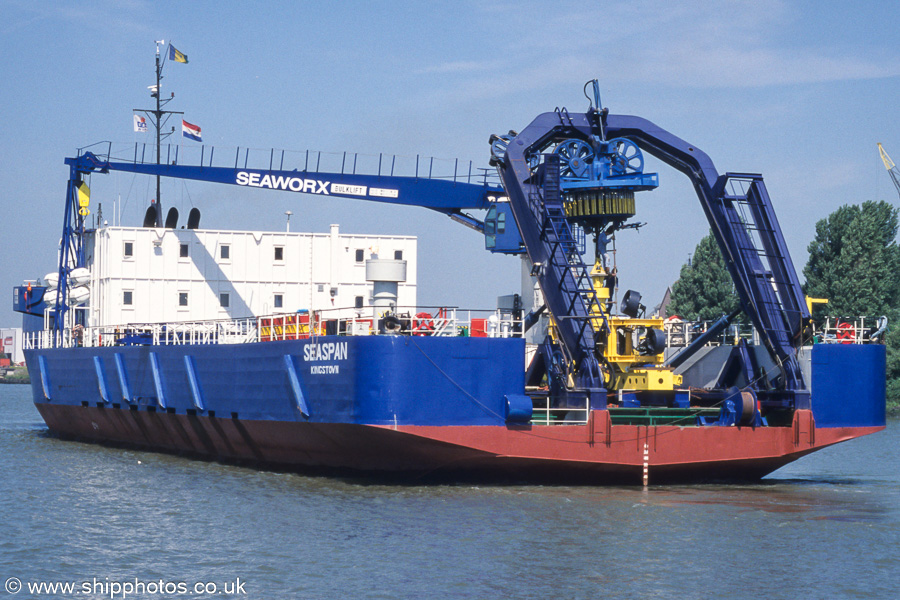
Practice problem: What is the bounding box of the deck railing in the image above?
[530,394,590,425]
[25,309,887,352]
[663,315,886,348]
[23,307,524,350]
[813,316,888,345]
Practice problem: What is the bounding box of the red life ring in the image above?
[837,321,855,344]
[412,312,435,335]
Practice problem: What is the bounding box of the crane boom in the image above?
[46,150,503,328]
[66,151,500,213]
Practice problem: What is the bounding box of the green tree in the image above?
[803,200,900,409]
[804,201,900,316]
[668,231,740,321]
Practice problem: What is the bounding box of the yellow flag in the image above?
[169,44,188,64]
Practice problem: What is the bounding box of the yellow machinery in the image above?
[558,182,683,394]
[589,259,682,392]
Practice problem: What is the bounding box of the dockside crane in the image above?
[878,143,900,201]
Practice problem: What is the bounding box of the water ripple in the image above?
[2,386,898,599]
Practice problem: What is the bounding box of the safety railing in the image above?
[529,394,590,425]
[23,306,524,349]
[813,316,888,345]
[663,319,757,348]
[76,141,501,187]
[663,315,887,348]
[260,306,524,340]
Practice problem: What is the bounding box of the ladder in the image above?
[715,173,807,388]
[527,155,609,383]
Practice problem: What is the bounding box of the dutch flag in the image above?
[182,119,202,142]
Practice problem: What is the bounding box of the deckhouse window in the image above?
[355,249,364,262]
[179,292,189,307]
[123,291,133,306]
[220,244,230,260]
[180,243,189,258]
[275,246,284,261]
[124,241,134,257]
[220,293,230,308]
[274,294,283,308]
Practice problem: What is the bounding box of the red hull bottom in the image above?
[35,404,883,484]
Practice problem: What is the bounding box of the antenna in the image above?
[134,40,183,226]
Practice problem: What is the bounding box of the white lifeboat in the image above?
[68,285,90,305]
[69,267,91,286]
[44,272,59,290]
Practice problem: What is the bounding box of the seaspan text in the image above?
[303,342,348,362]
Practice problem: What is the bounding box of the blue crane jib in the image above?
[41,149,505,331]
[67,151,499,213]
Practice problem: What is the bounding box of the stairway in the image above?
[514,155,608,390]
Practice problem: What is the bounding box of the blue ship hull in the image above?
[27,336,526,426]
[24,339,887,483]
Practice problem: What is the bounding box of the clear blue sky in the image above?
[1,0,899,328]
